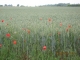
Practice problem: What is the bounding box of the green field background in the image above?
[0,7,80,60]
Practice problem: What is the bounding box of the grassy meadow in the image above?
[0,7,80,60]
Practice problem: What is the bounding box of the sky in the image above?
[0,0,80,6]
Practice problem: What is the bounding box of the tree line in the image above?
[0,4,25,7]
[0,3,80,7]
[39,3,80,7]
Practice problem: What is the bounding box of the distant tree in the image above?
[17,4,19,7]
[8,4,13,7]
[0,5,3,7]
[20,5,25,7]
[68,4,80,7]
[4,4,7,6]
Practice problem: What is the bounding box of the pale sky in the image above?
[0,0,80,6]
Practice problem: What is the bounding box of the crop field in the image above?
[0,7,80,60]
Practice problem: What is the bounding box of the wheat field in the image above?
[0,7,80,60]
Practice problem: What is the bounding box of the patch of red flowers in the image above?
[6,33,11,38]
[1,20,4,22]
[66,28,69,32]
[0,44,2,48]
[48,18,52,22]
[68,24,71,28]
[27,29,30,34]
[13,40,17,45]
[43,46,47,50]
[66,24,72,32]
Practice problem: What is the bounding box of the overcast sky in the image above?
[0,0,80,6]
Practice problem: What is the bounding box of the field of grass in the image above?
[0,7,80,60]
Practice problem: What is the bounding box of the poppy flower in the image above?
[48,18,52,22]
[6,33,11,38]
[0,44,2,48]
[66,28,69,32]
[27,29,30,34]
[39,18,42,20]
[1,20,4,22]
[60,22,62,26]
[68,24,71,28]
[43,46,46,50]
[13,40,17,45]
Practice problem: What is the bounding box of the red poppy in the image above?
[60,22,62,26]
[48,18,52,22]
[1,20,4,22]
[0,44,2,48]
[27,29,30,34]
[66,28,69,32]
[13,40,17,45]
[39,18,42,20]
[68,24,71,28]
[43,46,47,50]
[6,33,11,38]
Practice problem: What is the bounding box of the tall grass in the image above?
[0,7,80,60]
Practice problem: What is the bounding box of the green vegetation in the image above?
[39,3,80,7]
[0,7,80,60]
[0,3,80,7]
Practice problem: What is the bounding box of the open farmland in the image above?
[0,7,80,60]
